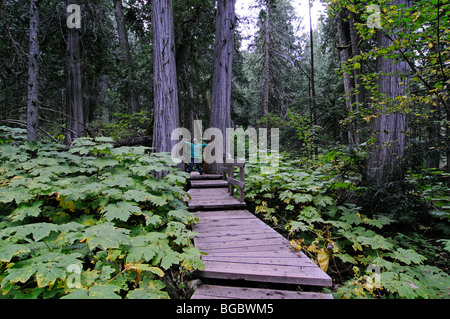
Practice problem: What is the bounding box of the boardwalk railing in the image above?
[221,159,245,202]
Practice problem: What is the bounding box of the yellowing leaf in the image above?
[57,196,76,212]
[317,248,330,273]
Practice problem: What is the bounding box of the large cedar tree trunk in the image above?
[113,0,139,114]
[367,0,411,185]
[336,9,358,145]
[152,0,179,153]
[262,5,270,117]
[65,0,84,145]
[208,0,235,174]
[27,0,40,142]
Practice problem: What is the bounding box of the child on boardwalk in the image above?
[184,139,208,174]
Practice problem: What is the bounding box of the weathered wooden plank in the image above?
[203,250,311,259]
[189,187,229,192]
[190,180,229,188]
[191,285,333,299]
[226,177,245,189]
[190,294,234,299]
[193,221,268,231]
[195,237,288,250]
[193,228,271,237]
[188,173,222,180]
[188,189,239,198]
[188,205,245,211]
[201,256,318,268]
[194,217,262,225]
[189,198,244,204]
[194,232,283,243]
[199,260,332,286]
[195,210,255,218]
[197,244,294,253]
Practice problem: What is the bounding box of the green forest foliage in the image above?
[0,127,203,299]
[244,151,450,298]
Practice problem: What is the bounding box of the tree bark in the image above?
[27,0,40,142]
[367,0,411,185]
[336,9,356,145]
[113,0,139,114]
[65,0,84,145]
[208,0,235,173]
[151,0,180,153]
[262,6,270,117]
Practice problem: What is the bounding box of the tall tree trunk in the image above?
[152,0,179,153]
[262,6,270,117]
[113,0,139,114]
[309,0,318,156]
[27,0,40,142]
[65,0,84,145]
[336,9,356,145]
[367,0,411,185]
[208,0,235,173]
[427,103,440,169]
[349,12,362,144]
[309,0,316,127]
[446,105,450,173]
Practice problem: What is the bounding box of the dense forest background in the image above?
[0,0,449,299]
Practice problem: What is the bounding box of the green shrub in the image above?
[244,153,450,299]
[0,126,203,299]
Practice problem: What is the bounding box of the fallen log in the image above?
[113,136,153,148]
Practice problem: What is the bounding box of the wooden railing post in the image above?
[239,165,245,202]
[221,159,246,203]
[228,164,234,196]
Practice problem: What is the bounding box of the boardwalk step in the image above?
[187,173,223,180]
[190,180,228,188]
[191,285,333,299]
[187,188,246,211]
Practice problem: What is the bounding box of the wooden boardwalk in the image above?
[187,173,333,299]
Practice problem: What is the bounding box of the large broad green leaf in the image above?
[102,174,135,188]
[292,193,313,204]
[389,248,427,265]
[91,157,118,170]
[313,195,334,207]
[102,201,141,222]
[82,223,131,250]
[140,211,163,227]
[35,263,67,288]
[168,209,197,225]
[357,235,394,250]
[146,194,167,206]
[4,223,60,242]
[127,244,159,263]
[1,266,35,288]
[0,186,34,204]
[8,201,43,221]
[62,285,121,299]
[0,242,31,262]
[126,279,169,299]
[126,233,167,263]
[179,247,205,271]
[160,249,180,270]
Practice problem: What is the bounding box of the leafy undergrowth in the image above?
[0,126,204,299]
[244,152,450,299]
